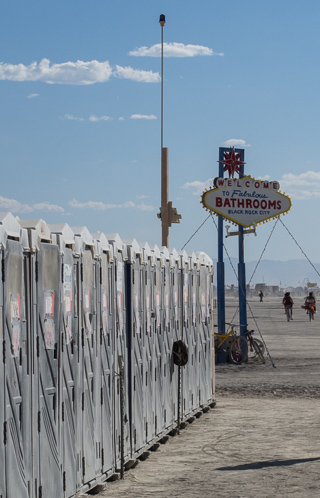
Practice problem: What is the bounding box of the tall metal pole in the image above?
[159,14,169,247]
[160,15,165,151]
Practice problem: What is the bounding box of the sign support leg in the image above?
[238,226,247,339]
[217,149,226,362]
[238,157,247,342]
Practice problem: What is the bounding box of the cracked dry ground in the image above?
[99,297,320,498]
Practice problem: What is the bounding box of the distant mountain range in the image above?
[212,258,320,288]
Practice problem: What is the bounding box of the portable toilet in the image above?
[139,241,156,445]
[48,222,78,496]
[123,238,147,458]
[149,244,165,437]
[159,246,175,430]
[18,218,62,498]
[0,213,30,498]
[106,234,131,470]
[71,225,99,487]
[187,251,200,414]
[196,251,215,406]
[178,250,193,419]
[91,232,116,480]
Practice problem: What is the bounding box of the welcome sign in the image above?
[201,175,292,227]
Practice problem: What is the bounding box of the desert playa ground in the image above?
[95,296,319,498]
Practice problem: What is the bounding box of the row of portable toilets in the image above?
[0,211,215,498]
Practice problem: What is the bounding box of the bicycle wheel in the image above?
[308,309,313,321]
[249,338,263,358]
[230,335,248,364]
[252,339,265,364]
[253,338,265,356]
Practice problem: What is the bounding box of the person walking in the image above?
[282,292,294,320]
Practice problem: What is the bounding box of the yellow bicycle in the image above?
[214,323,248,364]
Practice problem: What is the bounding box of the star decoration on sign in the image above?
[218,147,246,178]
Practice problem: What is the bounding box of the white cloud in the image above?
[62,114,113,122]
[63,114,84,121]
[289,190,320,200]
[27,93,39,98]
[69,199,155,211]
[0,58,160,85]
[130,114,157,120]
[138,203,155,211]
[32,202,65,212]
[222,139,251,147]
[181,179,213,195]
[69,199,119,210]
[0,58,113,85]
[0,196,33,213]
[0,195,64,213]
[89,115,113,122]
[280,171,320,200]
[114,65,160,83]
[281,171,320,187]
[129,42,223,58]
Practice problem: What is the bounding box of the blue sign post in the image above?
[217,148,226,362]
[237,155,247,339]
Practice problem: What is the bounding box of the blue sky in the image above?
[1,0,320,269]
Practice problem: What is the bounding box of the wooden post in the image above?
[161,147,169,247]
